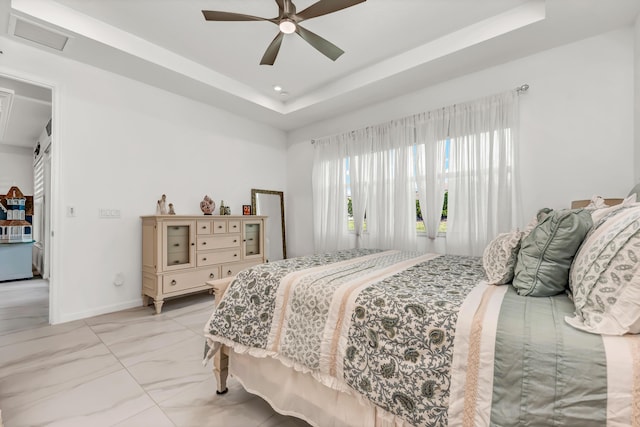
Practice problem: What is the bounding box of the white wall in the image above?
[0,146,33,194]
[287,28,635,257]
[0,36,287,323]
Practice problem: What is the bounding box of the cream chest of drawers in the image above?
[141,215,266,314]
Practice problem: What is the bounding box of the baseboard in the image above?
[55,298,143,324]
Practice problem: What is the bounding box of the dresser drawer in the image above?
[213,220,227,233]
[221,261,262,279]
[196,220,211,235]
[228,220,241,233]
[197,249,241,267]
[197,235,240,250]
[162,268,219,294]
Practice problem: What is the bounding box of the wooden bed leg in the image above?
[213,345,229,395]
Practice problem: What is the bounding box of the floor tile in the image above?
[2,369,155,427]
[88,313,198,367]
[0,338,121,414]
[113,405,176,427]
[126,335,212,403]
[0,279,48,335]
[159,377,279,427]
[258,413,314,427]
[0,323,103,374]
[0,319,86,347]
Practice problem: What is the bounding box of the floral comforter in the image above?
[204,249,486,426]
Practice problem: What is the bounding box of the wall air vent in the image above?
[10,15,69,51]
[0,88,15,142]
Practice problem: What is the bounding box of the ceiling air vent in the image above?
[0,88,15,141]
[10,16,69,51]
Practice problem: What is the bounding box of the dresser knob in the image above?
[203,257,207,261]
[203,242,207,245]
[174,243,179,247]
[234,254,237,257]
[209,273,215,279]
[233,240,237,243]
[171,280,177,286]
[227,270,232,275]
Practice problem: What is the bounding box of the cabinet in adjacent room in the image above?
[141,215,265,314]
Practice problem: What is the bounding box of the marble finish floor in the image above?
[0,281,311,427]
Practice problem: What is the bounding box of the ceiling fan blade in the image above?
[296,0,366,21]
[202,10,269,22]
[260,32,285,65]
[296,25,344,61]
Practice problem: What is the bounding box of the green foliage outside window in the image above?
[347,191,448,233]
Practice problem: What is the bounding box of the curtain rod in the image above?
[311,83,530,145]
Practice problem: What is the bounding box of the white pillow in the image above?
[590,193,637,224]
[566,203,640,335]
[483,230,523,285]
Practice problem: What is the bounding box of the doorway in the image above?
[0,73,54,331]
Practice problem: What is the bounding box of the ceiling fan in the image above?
[202,0,366,65]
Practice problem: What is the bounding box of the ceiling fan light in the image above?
[279,19,296,34]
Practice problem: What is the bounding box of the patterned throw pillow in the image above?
[483,230,524,285]
[566,203,640,335]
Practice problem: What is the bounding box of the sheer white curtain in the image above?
[312,138,350,253]
[364,121,417,251]
[346,130,370,249]
[312,89,521,256]
[446,92,522,256]
[415,110,450,239]
[312,121,417,252]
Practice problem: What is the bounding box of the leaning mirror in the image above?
[251,189,286,262]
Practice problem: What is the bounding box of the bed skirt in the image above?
[230,350,414,427]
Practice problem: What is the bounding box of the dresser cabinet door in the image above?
[162,220,196,271]
[242,220,263,260]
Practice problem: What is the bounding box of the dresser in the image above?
[141,215,266,314]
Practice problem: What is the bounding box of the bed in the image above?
[203,200,640,427]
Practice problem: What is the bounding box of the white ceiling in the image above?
[0,75,51,149]
[3,0,640,133]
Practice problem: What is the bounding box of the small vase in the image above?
[200,195,215,215]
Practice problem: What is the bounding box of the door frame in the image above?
[0,68,60,324]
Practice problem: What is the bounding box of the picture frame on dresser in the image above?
[140,215,266,314]
[242,205,251,215]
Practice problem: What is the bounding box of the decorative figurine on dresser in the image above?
[140,213,266,314]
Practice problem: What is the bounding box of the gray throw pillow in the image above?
[512,209,593,297]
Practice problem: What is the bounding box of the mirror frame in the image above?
[251,189,286,260]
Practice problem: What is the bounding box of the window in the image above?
[416,191,448,233]
[346,140,450,235]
